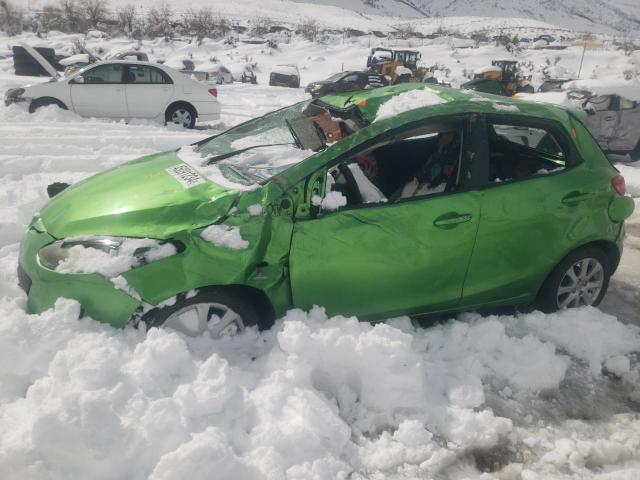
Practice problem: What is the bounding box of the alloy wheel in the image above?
[171,109,192,128]
[556,258,604,309]
[162,302,244,338]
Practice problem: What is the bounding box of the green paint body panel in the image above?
[19,84,633,327]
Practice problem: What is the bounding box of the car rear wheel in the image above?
[166,104,196,129]
[536,246,611,313]
[139,289,266,338]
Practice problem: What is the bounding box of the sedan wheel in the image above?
[163,302,245,338]
[171,108,193,128]
[556,258,604,308]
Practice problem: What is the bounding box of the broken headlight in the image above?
[38,236,183,276]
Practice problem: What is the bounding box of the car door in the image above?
[124,64,175,118]
[337,73,361,92]
[288,116,482,319]
[70,63,128,118]
[460,115,596,309]
[608,96,640,152]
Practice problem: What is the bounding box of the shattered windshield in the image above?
[185,100,364,189]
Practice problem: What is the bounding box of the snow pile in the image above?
[314,191,347,211]
[375,87,448,122]
[201,224,249,250]
[618,164,640,197]
[55,238,177,277]
[0,301,639,479]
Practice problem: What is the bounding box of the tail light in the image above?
[208,88,218,97]
[612,175,626,196]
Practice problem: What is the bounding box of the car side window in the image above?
[318,123,468,212]
[341,74,360,83]
[127,65,172,84]
[487,123,567,184]
[80,64,124,84]
[590,95,613,112]
[619,97,637,110]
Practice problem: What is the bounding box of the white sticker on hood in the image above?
[166,163,205,188]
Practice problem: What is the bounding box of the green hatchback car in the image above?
[19,84,635,337]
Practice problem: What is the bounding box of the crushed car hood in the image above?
[40,150,239,239]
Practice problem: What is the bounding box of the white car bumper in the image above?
[194,101,221,122]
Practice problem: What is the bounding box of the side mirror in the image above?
[71,75,85,84]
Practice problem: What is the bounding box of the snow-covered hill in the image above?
[299,0,640,34]
[14,0,640,35]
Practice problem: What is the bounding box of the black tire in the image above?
[139,288,271,337]
[536,246,611,313]
[29,97,67,113]
[165,104,196,129]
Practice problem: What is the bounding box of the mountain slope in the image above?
[297,0,640,33]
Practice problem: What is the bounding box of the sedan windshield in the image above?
[184,100,364,189]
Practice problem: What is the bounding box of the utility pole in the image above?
[577,41,587,78]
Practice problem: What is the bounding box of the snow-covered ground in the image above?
[1,31,640,479]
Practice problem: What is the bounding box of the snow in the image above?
[200,224,250,250]
[316,191,347,210]
[58,53,89,66]
[247,203,263,216]
[375,87,448,122]
[0,26,640,480]
[475,65,502,74]
[0,302,640,479]
[55,238,177,278]
[492,103,520,112]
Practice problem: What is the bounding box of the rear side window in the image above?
[590,95,613,111]
[487,123,567,183]
[127,65,172,84]
[82,64,124,84]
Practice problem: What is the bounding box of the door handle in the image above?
[433,212,472,228]
[562,191,594,205]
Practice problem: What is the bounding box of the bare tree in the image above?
[251,16,271,37]
[38,4,65,32]
[217,14,230,37]
[147,3,173,38]
[0,0,24,35]
[395,23,415,40]
[183,7,215,39]
[298,18,319,42]
[58,0,83,32]
[80,0,108,29]
[115,4,136,36]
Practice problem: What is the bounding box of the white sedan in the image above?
[4,45,220,129]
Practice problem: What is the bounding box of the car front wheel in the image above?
[166,104,196,129]
[139,289,266,338]
[537,246,611,313]
[29,97,67,113]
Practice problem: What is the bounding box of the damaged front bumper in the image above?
[19,223,141,328]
